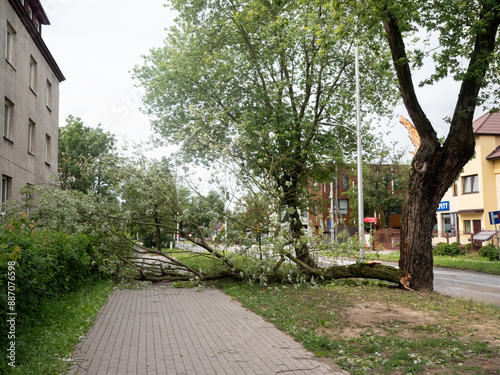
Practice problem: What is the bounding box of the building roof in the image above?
[8,0,65,82]
[29,0,50,25]
[475,111,500,160]
[473,111,500,135]
[486,145,500,160]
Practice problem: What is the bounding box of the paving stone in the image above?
[68,285,349,374]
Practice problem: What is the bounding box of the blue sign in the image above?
[489,211,500,225]
[450,213,456,236]
[437,201,450,211]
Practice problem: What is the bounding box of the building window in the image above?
[28,120,35,154]
[4,99,13,140]
[1,175,11,209]
[46,80,52,109]
[28,6,32,20]
[464,220,472,234]
[452,181,458,196]
[35,19,40,33]
[24,184,33,214]
[45,134,51,164]
[5,23,16,65]
[338,199,349,215]
[342,174,349,190]
[29,56,37,92]
[462,174,479,194]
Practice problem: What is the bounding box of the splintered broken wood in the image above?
[400,115,420,155]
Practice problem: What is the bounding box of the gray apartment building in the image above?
[1,0,64,210]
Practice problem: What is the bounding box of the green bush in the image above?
[479,244,500,261]
[0,214,105,358]
[433,242,465,257]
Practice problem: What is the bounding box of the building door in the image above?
[472,220,482,248]
[473,220,481,234]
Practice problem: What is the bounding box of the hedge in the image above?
[0,213,104,355]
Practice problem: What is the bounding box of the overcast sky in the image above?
[40,0,176,149]
[40,0,481,167]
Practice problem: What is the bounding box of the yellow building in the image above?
[434,111,500,246]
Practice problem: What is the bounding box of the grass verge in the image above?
[367,251,500,275]
[219,279,500,374]
[3,279,115,375]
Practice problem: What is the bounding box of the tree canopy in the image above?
[133,0,399,265]
[58,116,118,197]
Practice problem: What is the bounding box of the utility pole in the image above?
[330,181,334,244]
[355,46,364,261]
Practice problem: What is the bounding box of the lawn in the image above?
[219,279,500,374]
[367,250,500,275]
[3,280,115,375]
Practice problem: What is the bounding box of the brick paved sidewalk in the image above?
[69,284,348,375]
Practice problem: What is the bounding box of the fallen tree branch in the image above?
[323,262,412,290]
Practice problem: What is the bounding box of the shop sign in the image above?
[437,201,449,211]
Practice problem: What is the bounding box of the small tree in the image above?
[344,142,409,230]
[361,145,409,228]
[58,115,118,197]
[118,157,186,252]
[187,190,225,240]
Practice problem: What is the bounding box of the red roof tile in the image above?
[473,111,500,135]
[486,145,500,160]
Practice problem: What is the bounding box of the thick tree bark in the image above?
[382,5,500,290]
[323,263,411,289]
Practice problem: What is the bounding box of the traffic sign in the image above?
[489,211,500,225]
[364,217,377,224]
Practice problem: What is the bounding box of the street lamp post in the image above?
[319,48,364,262]
[355,47,364,261]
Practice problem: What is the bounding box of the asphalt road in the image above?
[433,267,500,307]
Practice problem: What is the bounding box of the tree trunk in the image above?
[146,262,411,290]
[323,263,411,289]
[281,168,317,268]
[290,209,316,268]
[382,3,499,290]
[154,213,162,253]
[399,134,475,290]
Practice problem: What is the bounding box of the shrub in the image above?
[0,213,106,354]
[479,244,500,261]
[433,242,465,257]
